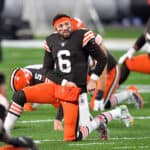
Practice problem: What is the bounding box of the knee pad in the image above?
[12,90,26,106]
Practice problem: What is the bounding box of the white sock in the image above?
[79,93,92,126]
[108,107,121,120]
[4,112,19,134]
[114,91,131,104]
[86,115,104,133]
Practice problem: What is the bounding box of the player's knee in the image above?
[12,90,26,106]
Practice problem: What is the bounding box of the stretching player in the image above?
[71,18,143,111]
[118,17,150,84]
[0,74,37,150]
[10,65,63,131]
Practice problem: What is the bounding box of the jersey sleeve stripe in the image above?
[82,31,95,47]
[82,34,95,47]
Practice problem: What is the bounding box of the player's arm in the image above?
[118,34,146,64]
[83,31,107,91]
[43,51,54,73]
[43,39,55,73]
[83,36,107,81]
[118,18,150,64]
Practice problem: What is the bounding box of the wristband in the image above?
[96,90,104,100]
[91,73,99,81]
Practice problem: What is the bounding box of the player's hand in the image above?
[94,99,104,111]
[87,79,96,94]
[93,90,104,111]
[54,119,63,131]
[118,48,135,64]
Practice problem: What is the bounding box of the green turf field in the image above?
[0,47,150,150]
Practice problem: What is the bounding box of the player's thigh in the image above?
[23,83,56,104]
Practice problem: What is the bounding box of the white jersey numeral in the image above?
[57,50,71,73]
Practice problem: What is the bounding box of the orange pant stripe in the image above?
[104,65,120,104]
[90,65,120,109]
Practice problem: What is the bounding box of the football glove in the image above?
[118,47,136,64]
[94,99,104,111]
[93,90,104,111]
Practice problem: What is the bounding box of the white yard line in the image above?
[68,142,115,146]
[18,116,150,124]
[34,136,150,145]
[113,146,150,149]
[18,119,54,123]
[134,116,150,119]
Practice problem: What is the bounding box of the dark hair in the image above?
[0,72,5,85]
[52,14,71,25]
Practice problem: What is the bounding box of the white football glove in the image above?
[94,99,104,111]
[118,47,136,64]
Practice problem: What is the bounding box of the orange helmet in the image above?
[71,17,85,31]
[10,68,32,92]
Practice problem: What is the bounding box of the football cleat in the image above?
[120,105,134,128]
[97,116,109,140]
[127,85,144,109]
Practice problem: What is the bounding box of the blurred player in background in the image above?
[118,17,150,84]
[0,73,37,150]
[71,18,143,111]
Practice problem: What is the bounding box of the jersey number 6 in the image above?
[57,50,71,73]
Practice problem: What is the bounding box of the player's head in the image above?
[53,14,72,38]
[10,68,32,92]
[71,17,85,31]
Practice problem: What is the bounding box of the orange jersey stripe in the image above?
[83,31,95,47]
